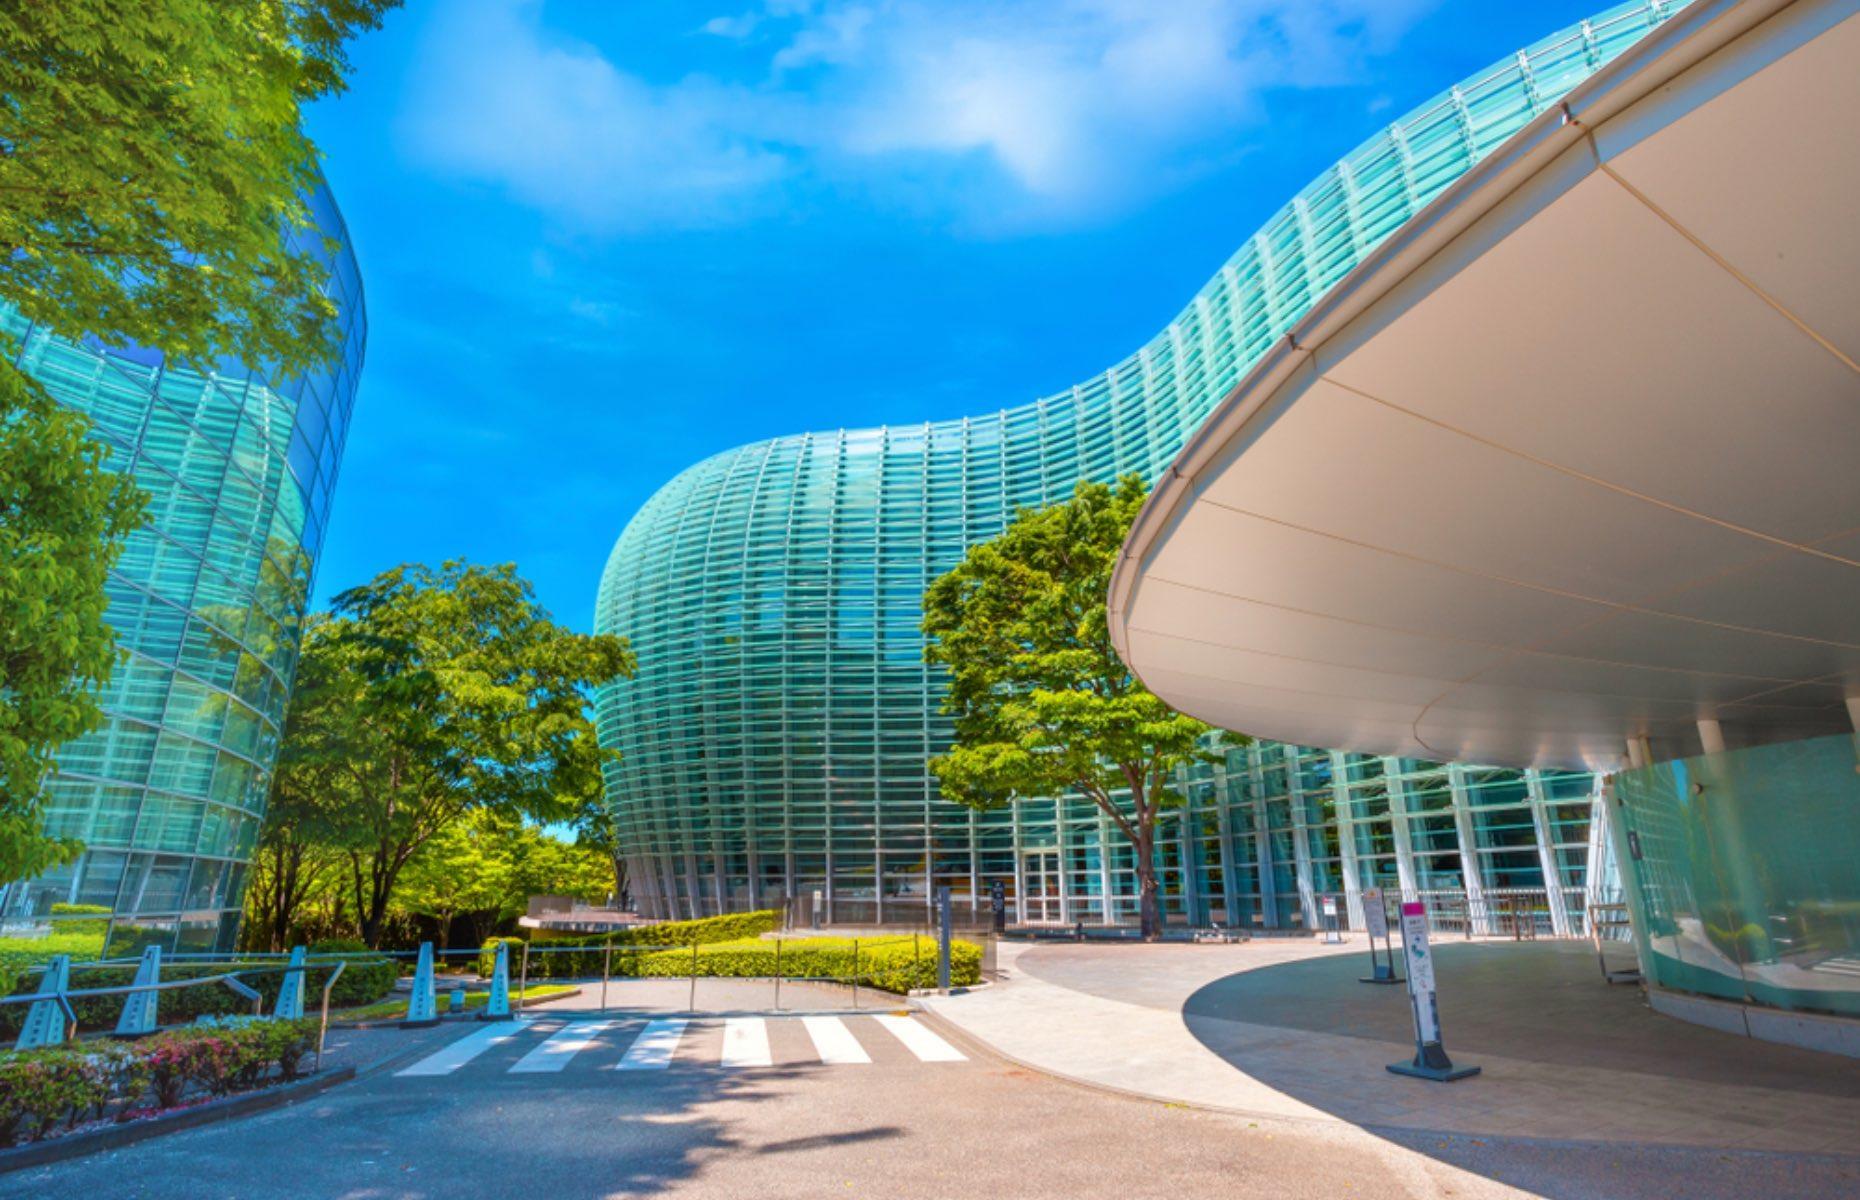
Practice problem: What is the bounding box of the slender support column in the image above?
[1283,747,1321,929]
[1213,766,1241,926]
[1010,802,1026,924]
[1445,764,1492,935]
[1382,758,1420,901]
[1057,809,1073,926]
[1097,810,1116,926]
[1524,771,1574,937]
[1248,754,1277,928]
[1847,696,1860,732]
[1177,804,1200,927]
[1582,780,1617,933]
[1330,752,1365,929]
[682,854,703,920]
[1696,719,1726,756]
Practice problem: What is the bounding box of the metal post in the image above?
[688,942,699,1012]
[516,941,529,1016]
[851,939,860,1010]
[773,938,783,1011]
[315,960,347,1074]
[936,886,953,993]
[601,940,612,1012]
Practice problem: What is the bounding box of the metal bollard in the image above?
[601,941,612,1012]
[688,942,699,1013]
[851,939,860,1010]
[516,941,530,1016]
[773,939,783,1011]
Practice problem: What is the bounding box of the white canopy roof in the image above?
[1110,0,1860,770]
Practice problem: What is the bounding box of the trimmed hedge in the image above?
[0,1017,319,1146]
[483,934,980,994]
[479,909,780,978]
[0,944,397,1037]
[536,909,781,947]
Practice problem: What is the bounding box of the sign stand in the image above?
[936,886,953,993]
[1387,901,1479,1082]
[1358,888,1400,985]
[1320,894,1342,944]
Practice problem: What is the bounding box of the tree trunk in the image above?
[1135,818,1162,941]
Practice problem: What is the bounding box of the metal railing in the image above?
[1,955,360,1068]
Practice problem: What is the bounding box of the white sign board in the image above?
[1321,895,1337,917]
[1399,901,1440,1043]
[1361,888,1388,939]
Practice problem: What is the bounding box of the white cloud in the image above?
[401,0,792,230]
[401,0,1437,232]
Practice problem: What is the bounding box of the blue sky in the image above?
[306,0,1610,632]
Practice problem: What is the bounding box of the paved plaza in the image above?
[919,937,1860,1192]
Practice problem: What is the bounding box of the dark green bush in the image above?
[308,939,398,1008]
[0,1018,318,1146]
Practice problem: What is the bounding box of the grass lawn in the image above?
[334,983,577,1022]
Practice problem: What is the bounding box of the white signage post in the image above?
[1320,894,1342,944]
[1388,901,1480,1082]
[1358,888,1400,985]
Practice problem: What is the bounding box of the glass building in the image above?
[595,3,1687,930]
[0,181,366,954]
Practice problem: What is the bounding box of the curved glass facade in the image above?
[0,182,367,954]
[596,3,1687,927]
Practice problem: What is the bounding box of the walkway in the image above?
[919,939,1860,1156]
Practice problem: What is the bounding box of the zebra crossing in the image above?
[395,1012,966,1080]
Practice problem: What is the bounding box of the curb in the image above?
[328,986,585,1029]
[0,1066,357,1175]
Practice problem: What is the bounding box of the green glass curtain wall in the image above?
[1611,734,1860,1018]
[0,180,367,955]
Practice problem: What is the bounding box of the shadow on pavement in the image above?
[1177,940,1860,1200]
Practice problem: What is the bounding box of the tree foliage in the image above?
[922,475,1233,938]
[0,0,397,883]
[0,368,143,881]
[0,0,398,372]
[278,561,635,946]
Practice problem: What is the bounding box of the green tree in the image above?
[0,1,396,880]
[240,614,352,952]
[570,794,631,910]
[394,811,511,951]
[396,812,615,948]
[281,561,636,947]
[922,475,1235,939]
[0,369,143,881]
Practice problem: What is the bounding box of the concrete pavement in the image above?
[918,938,1860,1194]
[3,1005,1545,1200]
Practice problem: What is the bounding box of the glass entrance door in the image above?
[1022,850,1062,923]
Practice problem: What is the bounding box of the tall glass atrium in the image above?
[595,2,1688,930]
[0,183,366,954]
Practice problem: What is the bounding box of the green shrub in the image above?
[48,904,111,917]
[0,1018,319,1146]
[478,910,781,978]
[479,932,978,993]
[307,939,399,1008]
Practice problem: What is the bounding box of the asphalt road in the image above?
[4,1010,1852,1200]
